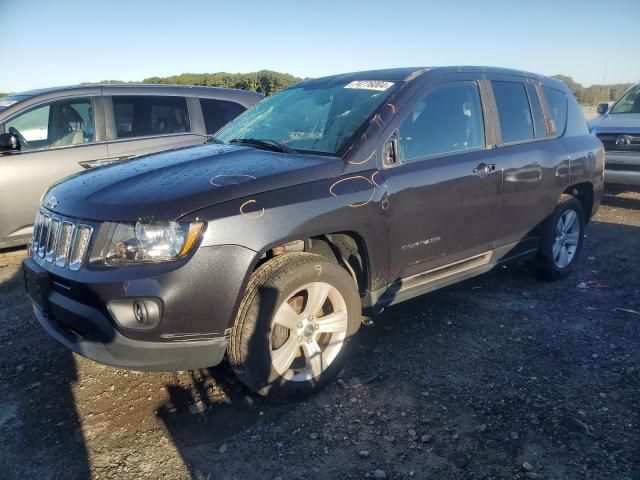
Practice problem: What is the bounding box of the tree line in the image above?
[143,70,302,96]
[551,75,635,106]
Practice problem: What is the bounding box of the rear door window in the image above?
[542,86,568,136]
[492,81,534,144]
[112,96,190,139]
[398,81,485,162]
[199,98,246,134]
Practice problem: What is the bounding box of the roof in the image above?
[9,83,264,100]
[297,66,563,89]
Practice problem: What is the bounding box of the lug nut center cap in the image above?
[303,324,315,338]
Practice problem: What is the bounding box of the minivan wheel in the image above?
[228,253,361,401]
[529,196,585,280]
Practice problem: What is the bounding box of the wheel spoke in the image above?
[303,282,330,317]
[559,246,569,267]
[552,238,561,260]
[274,302,301,330]
[302,339,324,378]
[555,220,563,237]
[563,211,576,233]
[316,311,348,334]
[271,336,300,374]
[565,232,580,246]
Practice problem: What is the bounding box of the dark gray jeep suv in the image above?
[24,67,604,401]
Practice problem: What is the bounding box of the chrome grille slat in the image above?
[55,222,74,267]
[31,209,93,271]
[38,215,52,258]
[69,225,92,271]
[45,219,61,263]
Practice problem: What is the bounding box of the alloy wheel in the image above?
[552,209,581,268]
[269,282,348,382]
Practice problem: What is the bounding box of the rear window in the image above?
[112,96,190,139]
[492,81,534,144]
[199,98,246,134]
[543,87,568,136]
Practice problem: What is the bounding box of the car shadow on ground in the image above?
[602,192,640,210]
[0,250,91,479]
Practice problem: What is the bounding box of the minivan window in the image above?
[3,98,95,151]
[526,85,547,138]
[200,98,246,134]
[542,86,568,136]
[398,81,485,162]
[113,96,190,139]
[492,81,534,144]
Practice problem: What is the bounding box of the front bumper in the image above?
[33,303,227,371]
[25,244,258,371]
[605,152,640,186]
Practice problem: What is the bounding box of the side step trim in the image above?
[399,251,493,292]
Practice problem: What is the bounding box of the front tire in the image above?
[529,196,585,280]
[228,253,361,401]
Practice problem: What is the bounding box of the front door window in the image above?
[4,98,95,151]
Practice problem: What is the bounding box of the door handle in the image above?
[473,163,496,178]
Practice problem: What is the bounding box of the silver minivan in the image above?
[0,84,263,248]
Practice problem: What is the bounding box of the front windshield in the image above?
[610,84,640,114]
[215,80,399,156]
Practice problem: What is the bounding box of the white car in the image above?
[589,83,640,186]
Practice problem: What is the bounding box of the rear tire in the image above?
[228,253,361,402]
[529,196,585,280]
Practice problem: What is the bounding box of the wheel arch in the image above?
[252,231,372,298]
[562,181,594,222]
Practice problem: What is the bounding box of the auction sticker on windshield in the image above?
[345,81,395,91]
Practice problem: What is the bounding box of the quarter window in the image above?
[3,98,95,151]
[200,98,246,134]
[398,81,485,162]
[543,86,568,136]
[112,96,190,139]
[492,81,534,144]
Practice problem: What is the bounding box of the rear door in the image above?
[383,75,503,281]
[489,77,570,252]
[104,95,206,161]
[0,96,107,244]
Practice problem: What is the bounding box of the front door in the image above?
[0,96,108,244]
[382,79,503,282]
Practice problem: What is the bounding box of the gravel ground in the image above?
[1,189,639,480]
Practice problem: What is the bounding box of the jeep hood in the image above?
[43,144,343,222]
[589,113,640,134]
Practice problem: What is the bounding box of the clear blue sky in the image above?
[0,0,637,93]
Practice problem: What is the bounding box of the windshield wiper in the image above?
[205,136,225,144]
[229,138,294,154]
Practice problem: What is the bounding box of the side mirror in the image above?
[383,131,399,164]
[597,103,609,115]
[0,132,20,153]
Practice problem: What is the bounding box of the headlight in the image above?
[90,221,205,265]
